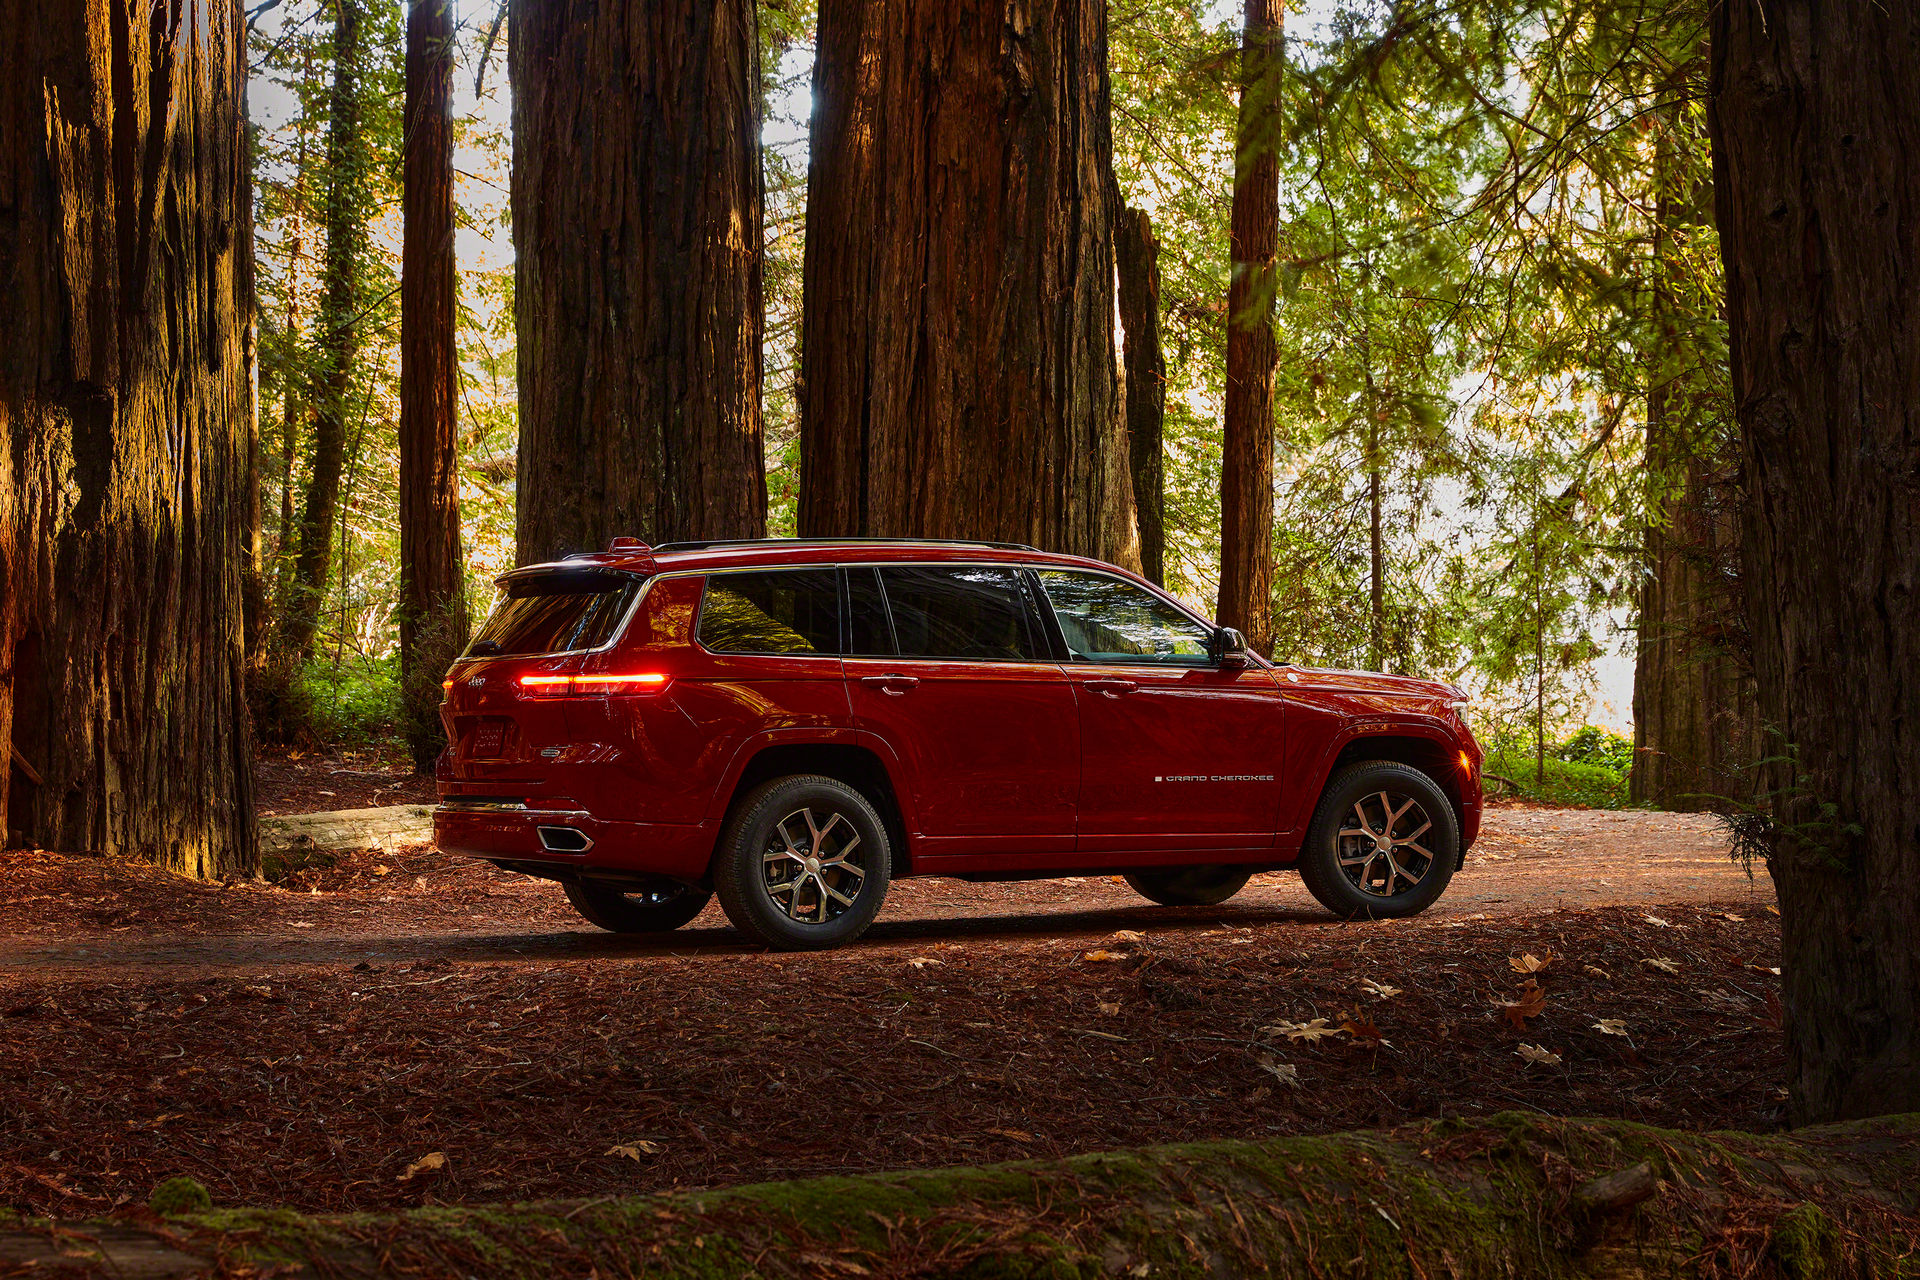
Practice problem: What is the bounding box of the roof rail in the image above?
[652,536,1041,553]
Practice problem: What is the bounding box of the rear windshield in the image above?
[466,570,646,657]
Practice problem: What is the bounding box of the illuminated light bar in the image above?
[1459,750,1474,772]
[518,672,668,697]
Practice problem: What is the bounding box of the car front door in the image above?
[1032,568,1286,853]
[844,564,1079,860]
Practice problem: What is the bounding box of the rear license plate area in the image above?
[468,717,512,759]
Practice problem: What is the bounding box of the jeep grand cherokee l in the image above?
[435,537,1482,950]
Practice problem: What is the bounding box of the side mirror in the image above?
[1210,626,1249,669]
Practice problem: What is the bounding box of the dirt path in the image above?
[0,807,1766,978]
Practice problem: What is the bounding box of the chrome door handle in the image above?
[860,674,919,695]
[1087,677,1137,696]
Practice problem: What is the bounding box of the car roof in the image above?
[508,538,1147,581]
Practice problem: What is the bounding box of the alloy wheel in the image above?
[761,806,868,924]
[1336,790,1437,897]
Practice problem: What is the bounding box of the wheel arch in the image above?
[1318,730,1471,853]
[714,740,915,876]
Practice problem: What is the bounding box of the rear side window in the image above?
[879,566,1034,661]
[467,570,645,657]
[698,570,840,655]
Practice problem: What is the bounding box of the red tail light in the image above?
[518,672,668,698]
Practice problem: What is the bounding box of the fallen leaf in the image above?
[1583,965,1611,979]
[1360,978,1401,1000]
[986,1128,1033,1143]
[906,957,942,970]
[1339,1009,1389,1045]
[1255,1054,1301,1087]
[1097,1001,1121,1017]
[1643,915,1671,927]
[1766,905,1780,915]
[1516,1044,1562,1067]
[1720,912,1743,922]
[1082,950,1125,963]
[1593,1019,1631,1038]
[1509,950,1554,974]
[1263,1018,1343,1043]
[398,1151,446,1181]
[1109,930,1147,944]
[1643,957,1681,975]
[1502,979,1547,1029]
[607,1140,664,1161]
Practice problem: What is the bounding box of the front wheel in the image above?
[564,877,713,933]
[1297,761,1459,919]
[1124,865,1251,906]
[713,775,892,950]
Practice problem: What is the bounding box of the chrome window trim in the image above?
[1028,565,1227,667]
[692,565,849,659]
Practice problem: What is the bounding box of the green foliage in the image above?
[1485,726,1632,808]
[294,656,405,748]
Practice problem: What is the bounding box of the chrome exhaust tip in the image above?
[536,825,594,853]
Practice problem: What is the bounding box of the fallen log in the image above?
[258,803,434,859]
[1,1112,1915,1278]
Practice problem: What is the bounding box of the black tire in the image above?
[1123,865,1252,907]
[713,775,892,950]
[564,877,713,933]
[1297,760,1459,920]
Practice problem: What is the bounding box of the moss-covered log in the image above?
[3,1113,1917,1278]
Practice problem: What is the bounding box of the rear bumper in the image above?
[433,806,714,880]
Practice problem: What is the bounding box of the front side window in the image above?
[467,570,645,657]
[878,566,1034,661]
[1036,570,1214,666]
[698,570,840,655]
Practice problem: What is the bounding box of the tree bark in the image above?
[1709,0,1920,1121]
[1115,201,1167,585]
[510,0,766,565]
[798,0,1139,568]
[399,0,469,772]
[1217,0,1282,653]
[0,0,257,877]
[5,1114,1919,1278]
[276,0,370,665]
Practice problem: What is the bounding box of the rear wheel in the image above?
[1124,865,1252,906]
[713,775,892,950]
[564,877,712,933]
[1297,761,1458,919]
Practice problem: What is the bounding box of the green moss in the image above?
[1772,1203,1842,1280]
[148,1176,212,1215]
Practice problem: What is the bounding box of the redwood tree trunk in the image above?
[277,0,370,664]
[0,0,257,877]
[1216,0,1282,653]
[798,0,1139,567]
[399,0,469,771]
[510,0,766,565]
[1710,0,1920,1121]
[1115,201,1166,585]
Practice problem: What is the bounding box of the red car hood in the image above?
[1277,665,1461,702]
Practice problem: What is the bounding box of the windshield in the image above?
[465,570,646,657]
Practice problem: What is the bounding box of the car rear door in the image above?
[844,564,1079,859]
[1031,568,1286,853]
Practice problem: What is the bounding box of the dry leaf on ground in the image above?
[1339,1009,1389,1045]
[398,1151,446,1181]
[1255,1054,1301,1087]
[1643,957,1680,974]
[1502,979,1547,1029]
[1593,1019,1631,1038]
[1509,950,1554,974]
[1263,1018,1342,1043]
[1082,950,1125,963]
[1360,978,1401,1000]
[1516,1044,1562,1066]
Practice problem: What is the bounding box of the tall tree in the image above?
[0,0,257,876]
[1216,0,1282,654]
[399,0,469,770]
[798,0,1139,567]
[1710,0,1920,1121]
[277,0,373,664]
[510,0,766,564]
[1115,200,1167,586]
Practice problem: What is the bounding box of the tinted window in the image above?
[846,567,895,656]
[880,566,1034,661]
[467,570,645,657]
[1036,570,1214,666]
[698,570,840,655]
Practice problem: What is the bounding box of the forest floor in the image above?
[0,794,1783,1218]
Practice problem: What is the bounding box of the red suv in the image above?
[436,538,1482,949]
